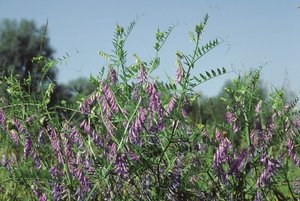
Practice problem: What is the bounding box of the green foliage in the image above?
[0,16,299,201]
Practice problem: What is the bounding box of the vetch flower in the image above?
[138,65,147,84]
[1,154,10,171]
[101,82,118,113]
[165,95,177,116]
[286,138,300,167]
[79,91,98,115]
[108,66,117,84]
[51,183,66,201]
[226,111,238,133]
[128,108,146,144]
[80,119,103,148]
[167,156,183,200]
[47,126,63,164]
[213,137,232,182]
[228,148,248,177]
[10,129,19,145]
[0,109,6,130]
[32,151,41,170]
[114,153,129,190]
[13,117,25,133]
[108,143,117,162]
[257,156,281,188]
[49,165,64,179]
[254,191,261,201]
[24,136,32,159]
[176,63,182,84]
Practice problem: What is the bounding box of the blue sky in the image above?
[1,1,300,97]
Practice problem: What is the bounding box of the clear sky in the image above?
[1,0,300,97]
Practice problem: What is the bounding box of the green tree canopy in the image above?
[0,19,56,92]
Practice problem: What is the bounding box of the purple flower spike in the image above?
[138,65,147,84]
[129,108,146,144]
[10,129,19,145]
[108,143,117,162]
[167,156,183,200]
[286,138,300,167]
[80,92,98,115]
[176,64,182,84]
[213,138,232,182]
[32,152,41,170]
[102,82,118,113]
[226,111,238,133]
[108,66,118,84]
[215,129,222,143]
[257,156,281,188]
[228,148,248,177]
[47,126,63,164]
[24,136,32,159]
[226,112,232,124]
[115,153,129,180]
[0,109,6,130]
[1,154,10,171]
[165,95,177,116]
[13,117,25,133]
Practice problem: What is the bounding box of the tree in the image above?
[0,19,56,92]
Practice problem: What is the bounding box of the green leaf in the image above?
[211,70,216,77]
[222,67,226,74]
[98,50,110,61]
[200,73,207,80]
[205,71,211,78]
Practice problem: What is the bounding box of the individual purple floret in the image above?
[129,108,146,144]
[24,136,32,159]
